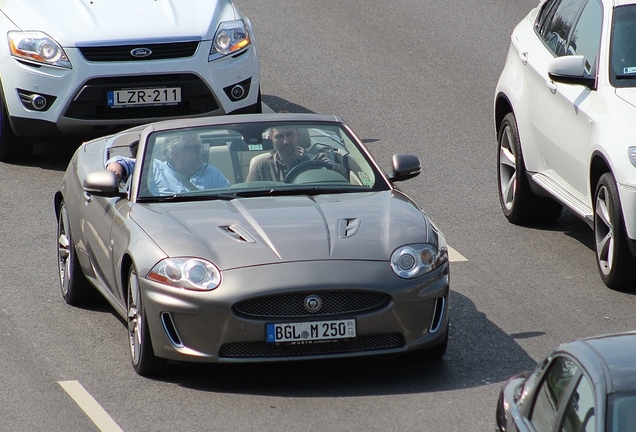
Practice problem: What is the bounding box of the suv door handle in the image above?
[545,80,557,93]
[519,51,528,65]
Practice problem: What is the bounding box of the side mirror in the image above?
[83,170,126,197]
[548,55,596,89]
[389,153,421,182]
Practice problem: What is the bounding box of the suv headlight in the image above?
[8,31,71,69]
[147,257,221,291]
[629,147,636,168]
[390,244,448,279]
[209,20,251,60]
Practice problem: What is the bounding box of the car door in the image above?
[534,0,603,198]
[528,355,580,432]
[80,192,123,293]
[557,373,597,432]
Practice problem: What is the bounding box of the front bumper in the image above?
[0,41,259,138]
[140,260,450,363]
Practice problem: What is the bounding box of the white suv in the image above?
[494,0,636,289]
[0,0,260,161]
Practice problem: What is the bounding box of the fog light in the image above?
[31,94,47,110]
[230,84,245,100]
[223,78,251,102]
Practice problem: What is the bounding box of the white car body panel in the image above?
[0,0,260,146]
[1,0,234,42]
[495,0,636,239]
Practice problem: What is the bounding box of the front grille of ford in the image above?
[234,290,390,318]
[219,333,405,358]
[63,74,218,120]
[78,41,199,62]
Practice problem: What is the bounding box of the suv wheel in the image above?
[497,112,562,224]
[0,93,33,162]
[594,172,636,289]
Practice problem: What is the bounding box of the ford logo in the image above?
[130,48,152,58]
[304,295,322,313]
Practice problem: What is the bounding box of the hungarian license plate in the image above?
[107,87,181,107]
[266,318,356,344]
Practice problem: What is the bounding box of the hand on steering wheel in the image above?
[284,159,332,183]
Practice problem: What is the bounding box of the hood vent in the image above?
[338,218,361,239]
[216,224,256,243]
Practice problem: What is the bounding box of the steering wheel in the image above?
[284,160,332,183]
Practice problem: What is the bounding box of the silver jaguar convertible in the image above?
[54,113,450,375]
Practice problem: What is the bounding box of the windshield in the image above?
[610,5,636,87]
[136,121,388,201]
[607,393,636,431]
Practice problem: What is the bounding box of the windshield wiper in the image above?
[615,74,636,80]
[139,193,238,202]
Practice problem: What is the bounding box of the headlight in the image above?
[629,147,636,168]
[147,258,221,291]
[8,31,71,68]
[209,20,251,60]
[390,244,448,279]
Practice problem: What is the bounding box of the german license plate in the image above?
[107,87,181,107]
[266,319,356,344]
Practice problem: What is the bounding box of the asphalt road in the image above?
[1,0,636,431]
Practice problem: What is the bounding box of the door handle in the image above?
[545,80,557,93]
[519,51,528,65]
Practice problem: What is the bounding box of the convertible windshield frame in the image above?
[133,120,391,202]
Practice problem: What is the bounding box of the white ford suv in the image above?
[494,0,636,289]
[0,0,260,161]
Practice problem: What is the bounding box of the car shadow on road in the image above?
[519,208,594,252]
[153,290,537,397]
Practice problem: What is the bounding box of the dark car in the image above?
[496,331,636,432]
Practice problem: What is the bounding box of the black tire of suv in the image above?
[497,112,562,224]
[0,92,33,162]
[594,172,636,290]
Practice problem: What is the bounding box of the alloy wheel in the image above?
[594,184,614,277]
[498,124,517,212]
[57,205,71,296]
[127,270,142,366]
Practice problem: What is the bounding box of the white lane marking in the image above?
[58,380,124,432]
[448,245,467,262]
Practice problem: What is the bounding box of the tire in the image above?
[250,88,262,114]
[497,112,562,224]
[0,92,32,162]
[127,266,164,375]
[425,328,449,361]
[57,201,99,305]
[593,172,636,289]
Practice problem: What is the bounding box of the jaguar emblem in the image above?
[304,295,322,313]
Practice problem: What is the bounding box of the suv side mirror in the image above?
[548,55,596,89]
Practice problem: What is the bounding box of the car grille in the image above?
[219,333,405,358]
[78,41,199,62]
[63,74,218,120]
[234,290,390,318]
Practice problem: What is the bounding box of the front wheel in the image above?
[0,92,32,162]
[57,201,98,305]
[127,266,164,375]
[593,173,636,289]
[497,112,561,224]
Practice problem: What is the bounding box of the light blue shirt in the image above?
[106,156,230,195]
